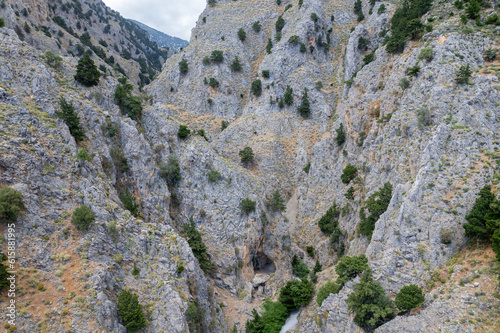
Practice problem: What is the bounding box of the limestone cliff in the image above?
[1,0,500,332]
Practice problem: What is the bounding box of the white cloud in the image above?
[103,0,206,41]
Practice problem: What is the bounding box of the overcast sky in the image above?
[103,0,206,41]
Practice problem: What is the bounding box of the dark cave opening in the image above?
[252,251,276,274]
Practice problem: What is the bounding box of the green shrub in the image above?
[318,204,340,235]
[178,125,191,139]
[316,281,341,306]
[279,278,314,312]
[335,255,369,282]
[177,264,184,274]
[114,77,142,120]
[238,28,246,41]
[230,56,242,71]
[284,86,293,105]
[378,4,386,14]
[306,246,314,257]
[399,77,410,90]
[292,255,310,278]
[275,15,285,33]
[466,0,480,20]
[395,284,424,311]
[56,97,85,141]
[0,250,9,290]
[363,52,375,65]
[262,70,270,78]
[182,217,213,272]
[484,49,497,62]
[297,88,311,118]
[418,47,433,61]
[310,13,319,22]
[245,301,288,333]
[186,301,203,333]
[288,35,299,44]
[335,123,346,145]
[463,185,499,239]
[315,81,323,90]
[120,188,139,217]
[41,50,63,69]
[210,50,223,63]
[74,53,100,86]
[345,187,355,200]
[207,170,221,182]
[0,18,4,28]
[252,21,261,33]
[221,120,229,131]
[107,221,118,239]
[440,229,453,244]
[208,77,219,88]
[303,162,311,173]
[0,186,23,223]
[347,269,395,330]
[241,198,256,214]
[159,156,181,186]
[239,146,254,163]
[300,43,307,53]
[202,56,211,65]
[358,37,369,51]
[76,148,92,162]
[455,64,472,84]
[407,65,420,77]
[71,205,95,231]
[179,58,188,74]
[341,164,357,184]
[416,107,431,129]
[358,182,392,240]
[131,264,140,277]
[354,0,364,21]
[117,290,146,333]
[271,190,286,212]
[251,79,262,96]
[110,145,130,173]
[266,39,273,54]
[492,228,500,260]
[485,14,500,25]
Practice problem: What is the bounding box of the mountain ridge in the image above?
[128,18,189,52]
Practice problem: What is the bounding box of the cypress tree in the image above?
[297,88,311,118]
[74,53,100,86]
[117,290,146,333]
[55,97,85,141]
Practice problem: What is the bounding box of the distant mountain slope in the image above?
[128,19,189,52]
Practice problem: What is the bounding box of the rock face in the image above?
[1,0,500,332]
[0,0,170,86]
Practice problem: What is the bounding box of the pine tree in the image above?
[55,97,85,141]
[335,123,345,145]
[120,188,139,217]
[271,190,286,211]
[0,251,8,290]
[347,269,395,330]
[455,64,472,84]
[117,290,146,333]
[297,88,311,118]
[283,85,293,105]
[179,58,188,74]
[182,217,213,272]
[74,53,100,86]
[230,56,242,71]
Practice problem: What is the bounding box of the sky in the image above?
[103,0,206,41]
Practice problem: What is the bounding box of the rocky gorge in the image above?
[0,0,500,332]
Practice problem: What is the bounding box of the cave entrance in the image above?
[252,251,275,274]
